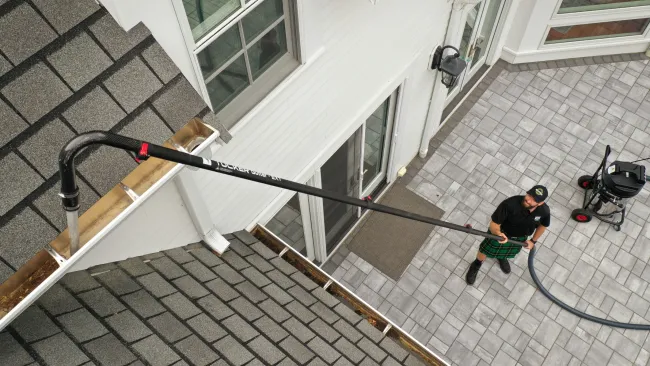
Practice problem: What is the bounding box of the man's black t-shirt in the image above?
[491,195,551,237]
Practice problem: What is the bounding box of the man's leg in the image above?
[497,257,511,274]
[466,251,486,285]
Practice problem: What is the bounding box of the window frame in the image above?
[543,17,650,45]
[172,0,302,127]
[554,0,650,15]
[538,4,650,49]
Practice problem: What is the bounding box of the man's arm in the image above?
[531,224,546,242]
[489,221,508,243]
[525,224,547,249]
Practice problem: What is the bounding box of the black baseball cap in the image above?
[527,185,548,203]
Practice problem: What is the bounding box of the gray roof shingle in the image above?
[1,232,431,365]
[32,0,100,34]
[0,3,57,64]
[0,0,225,276]
[47,32,112,91]
[62,86,127,133]
[17,118,76,177]
[103,57,162,112]
[0,156,43,217]
[0,207,57,268]
[0,99,28,147]
[2,62,72,123]
[89,14,150,59]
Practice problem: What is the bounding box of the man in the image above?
[465,185,551,285]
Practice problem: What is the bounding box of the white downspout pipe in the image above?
[419,0,479,158]
[173,139,231,254]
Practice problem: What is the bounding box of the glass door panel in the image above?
[448,1,483,97]
[470,0,503,72]
[362,101,388,192]
[266,193,307,256]
[320,128,362,254]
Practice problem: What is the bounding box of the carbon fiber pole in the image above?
[58,131,527,248]
[59,132,650,330]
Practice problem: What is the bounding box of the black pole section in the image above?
[59,131,650,330]
[58,131,527,247]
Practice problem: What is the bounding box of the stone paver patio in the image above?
[328,58,650,366]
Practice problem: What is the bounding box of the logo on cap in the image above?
[535,188,543,196]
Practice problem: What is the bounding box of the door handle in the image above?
[468,43,477,60]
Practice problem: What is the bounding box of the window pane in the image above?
[559,0,650,14]
[248,21,288,79]
[473,0,503,62]
[545,18,650,44]
[197,26,242,78]
[321,128,362,254]
[183,0,241,41]
[459,2,482,61]
[242,0,284,43]
[205,55,250,112]
[266,194,307,256]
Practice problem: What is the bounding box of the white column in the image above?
[418,0,478,158]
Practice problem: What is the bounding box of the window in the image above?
[558,0,650,14]
[183,0,241,41]
[182,0,300,128]
[545,18,650,44]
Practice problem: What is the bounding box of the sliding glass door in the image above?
[321,130,362,254]
[265,90,398,262]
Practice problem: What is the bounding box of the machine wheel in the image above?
[571,208,592,223]
[614,225,621,232]
[577,175,594,190]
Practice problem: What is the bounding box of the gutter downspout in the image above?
[173,138,231,254]
[419,0,480,158]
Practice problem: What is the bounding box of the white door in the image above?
[446,0,505,103]
[311,91,398,262]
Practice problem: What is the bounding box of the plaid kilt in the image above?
[479,232,528,259]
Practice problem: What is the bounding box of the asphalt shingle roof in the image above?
[0,231,429,365]
[0,0,230,281]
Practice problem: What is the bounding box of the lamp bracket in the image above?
[430,45,460,71]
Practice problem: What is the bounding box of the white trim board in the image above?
[501,41,650,63]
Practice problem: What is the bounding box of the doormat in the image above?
[347,183,444,281]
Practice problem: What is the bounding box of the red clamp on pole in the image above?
[135,142,150,163]
[362,195,373,207]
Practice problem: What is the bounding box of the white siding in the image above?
[70,180,200,271]
[193,0,452,233]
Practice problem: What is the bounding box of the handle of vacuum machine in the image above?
[597,144,611,181]
[58,131,529,249]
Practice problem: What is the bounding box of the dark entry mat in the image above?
[347,183,444,281]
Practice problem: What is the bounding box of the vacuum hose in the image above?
[528,249,650,330]
[59,132,650,330]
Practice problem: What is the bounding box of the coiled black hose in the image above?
[528,247,650,330]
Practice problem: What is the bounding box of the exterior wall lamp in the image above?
[430,45,467,89]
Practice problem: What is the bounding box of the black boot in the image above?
[466,259,482,285]
[498,258,511,274]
